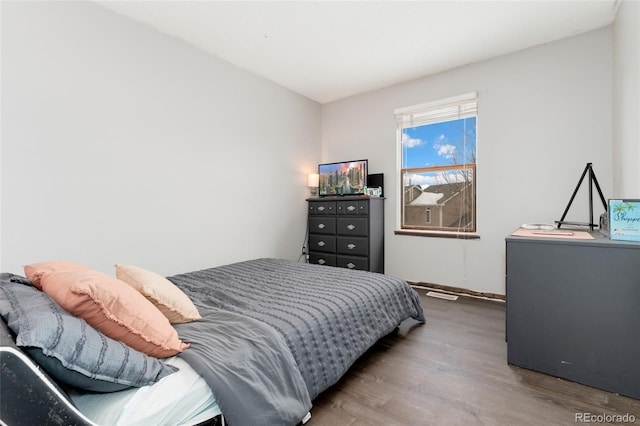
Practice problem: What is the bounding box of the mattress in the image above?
[69,356,222,426]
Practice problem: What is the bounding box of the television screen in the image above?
[318,159,368,196]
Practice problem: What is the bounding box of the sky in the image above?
[401,117,476,187]
[402,117,476,169]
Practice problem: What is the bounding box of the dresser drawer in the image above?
[336,255,368,271]
[336,217,368,237]
[308,201,336,215]
[309,217,336,235]
[309,252,336,267]
[337,236,368,256]
[337,200,368,215]
[309,235,336,253]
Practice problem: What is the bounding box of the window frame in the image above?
[395,93,478,236]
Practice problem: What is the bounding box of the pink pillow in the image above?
[41,269,190,358]
[24,261,91,290]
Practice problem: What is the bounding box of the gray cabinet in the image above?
[307,197,384,273]
[505,233,640,399]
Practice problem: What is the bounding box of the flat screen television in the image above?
[318,159,368,196]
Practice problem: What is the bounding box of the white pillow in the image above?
[115,264,201,324]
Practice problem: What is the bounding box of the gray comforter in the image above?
[170,258,425,426]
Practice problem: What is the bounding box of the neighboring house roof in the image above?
[403,185,424,203]
[424,182,469,198]
[406,181,471,206]
[408,191,443,206]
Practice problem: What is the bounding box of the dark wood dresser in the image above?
[307,196,384,273]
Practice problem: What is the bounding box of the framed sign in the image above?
[366,187,381,197]
[609,199,640,242]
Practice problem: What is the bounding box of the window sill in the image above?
[394,229,481,240]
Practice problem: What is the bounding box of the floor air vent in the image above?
[426,291,459,301]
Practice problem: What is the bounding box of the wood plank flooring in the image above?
[307,290,640,425]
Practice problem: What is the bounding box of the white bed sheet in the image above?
[69,356,221,426]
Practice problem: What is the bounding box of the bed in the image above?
[0,258,425,425]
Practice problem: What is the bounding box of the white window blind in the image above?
[395,92,478,128]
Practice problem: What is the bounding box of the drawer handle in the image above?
[346,262,356,269]
[318,259,326,265]
[318,223,326,229]
[318,206,325,212]
[347,243,356,250]
[347,224,356,230]
[317,241,326,247]
[347,205,356,212]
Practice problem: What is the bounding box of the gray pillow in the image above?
[0,276,178,392]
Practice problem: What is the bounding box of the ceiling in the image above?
[95,1,620,104]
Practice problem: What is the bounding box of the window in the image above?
[395,93,477,234]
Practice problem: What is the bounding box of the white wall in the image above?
[0,2,321,275]
[322,28,613,295]
[613,0,640,198]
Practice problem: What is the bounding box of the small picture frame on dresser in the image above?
[367,187,381,197]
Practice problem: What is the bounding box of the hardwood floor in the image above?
[308,290,640,425]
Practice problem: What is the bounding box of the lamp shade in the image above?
[307,173,319,188]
